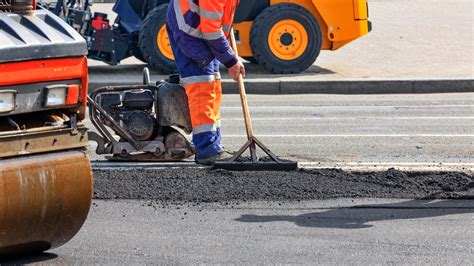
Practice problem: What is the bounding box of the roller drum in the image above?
[0,150,93,257]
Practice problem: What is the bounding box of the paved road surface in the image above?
[6,199,473,264]
[86,93,474,166]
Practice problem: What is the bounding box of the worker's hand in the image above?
[228,60,246,81]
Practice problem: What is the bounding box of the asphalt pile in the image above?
[93,168,473,202]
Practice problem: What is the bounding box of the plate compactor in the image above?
[87,72,195,161]
[0,1,92,257]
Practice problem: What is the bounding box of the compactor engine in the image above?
[0,0,93,257]
[88,74,194,161]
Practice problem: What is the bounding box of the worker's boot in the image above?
[195,151,234,165]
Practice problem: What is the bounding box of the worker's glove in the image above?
[228,60,246,81]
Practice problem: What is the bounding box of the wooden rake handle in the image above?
[229,29,254,139]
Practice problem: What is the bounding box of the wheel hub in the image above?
[268,19,308,61]
[157,25,175,61]
[280,33,293,46]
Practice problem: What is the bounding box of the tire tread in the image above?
[139,4,177,74]
[250,3,322,74]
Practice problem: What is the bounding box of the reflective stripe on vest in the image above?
[187,0,223,20]
[173,0,229,40]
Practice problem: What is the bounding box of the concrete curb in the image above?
[89,78,474,95]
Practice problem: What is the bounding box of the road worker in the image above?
[166,0,244,165]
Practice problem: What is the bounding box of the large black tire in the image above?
[250,3,322,74]
[139,4,177,74]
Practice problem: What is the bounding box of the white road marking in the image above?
[221,117,474,121]
[223,134,474,137]
[299,162,474,173]
[221,105,474,109]
[300,162,474,167]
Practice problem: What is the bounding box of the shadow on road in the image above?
[235,199,474,229]
[0,252,58,264]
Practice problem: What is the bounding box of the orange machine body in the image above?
[234,0,371,57]
[0,56,89,119]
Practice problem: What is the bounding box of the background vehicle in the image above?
[40,0,371,74]
[0,0,92,256]
[234,0,371,74]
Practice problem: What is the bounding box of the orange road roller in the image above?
[0,0,92,257]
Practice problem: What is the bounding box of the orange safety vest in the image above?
[167,0,240,68]
[173,0,239,40]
